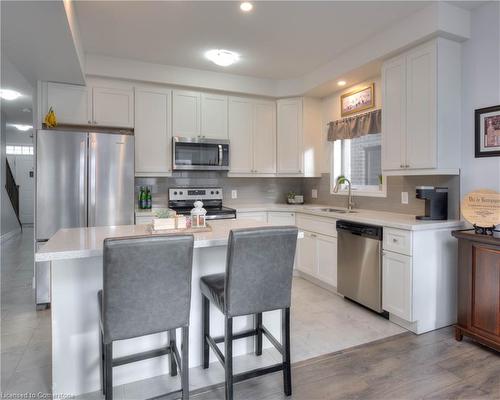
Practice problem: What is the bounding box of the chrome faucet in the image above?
[333,176,355,211]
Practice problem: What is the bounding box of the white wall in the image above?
[461,2,500,201]
[319,76,382,173]
[1,112,21,237]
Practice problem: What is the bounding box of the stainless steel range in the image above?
[168,187,236,220]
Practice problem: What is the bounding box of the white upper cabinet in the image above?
[276,97,322,176]
[134,88,172,176]
[228,97,276,175]
[381,38,461,175]
[172,90,201,138]
[253,100,276,173]
[277,98,303,174]
[92,87,134,128]
[201,93,228,139]
[228,97,253,173]
[45,82,91,125]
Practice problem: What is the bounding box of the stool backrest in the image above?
[225,226,298,317]
[102,234,194,343]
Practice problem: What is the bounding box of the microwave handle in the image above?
[218,145,223,166]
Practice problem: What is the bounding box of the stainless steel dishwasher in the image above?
[336,220,383,313]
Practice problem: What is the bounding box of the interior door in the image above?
[88,132,134,227]
[36,130,87,240]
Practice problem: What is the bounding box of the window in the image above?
[6,145,34,155]
[331,133,386,197]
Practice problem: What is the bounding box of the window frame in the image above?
[329,140,387,198]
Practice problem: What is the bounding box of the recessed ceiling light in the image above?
[205,49,240,67]
[337,80,347,86]
[240,2,253,12]
[0,89,22,101]
[10,124,32,131]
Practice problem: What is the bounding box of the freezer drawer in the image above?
[35,242,50,306]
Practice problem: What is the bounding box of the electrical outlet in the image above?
[401,192,409,204]
[311,189,318,199]
[231,190,238,199]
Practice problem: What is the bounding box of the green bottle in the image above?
[146,187,152,209]
[139,186,146,209]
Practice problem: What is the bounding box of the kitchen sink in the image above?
[311,207,358,214]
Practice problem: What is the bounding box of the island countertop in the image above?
[35,219,285,262]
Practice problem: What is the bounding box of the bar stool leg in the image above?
[100,331,106,395]
[202,294,210,369]
[225,316,234,400]
[282,308,292,396]
[168,329,178,377]
[181,326,190,400]
[105,342,113,400]
[255,313,263,356]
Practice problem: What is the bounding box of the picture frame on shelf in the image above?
[475,105,500,158]
[340,83,375,117]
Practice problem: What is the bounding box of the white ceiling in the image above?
[75,1,431,80]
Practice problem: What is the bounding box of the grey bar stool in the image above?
[200,226,298,400]
[98,234,194,400]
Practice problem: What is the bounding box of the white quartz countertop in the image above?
[135,203,464,231]
[35,219,279,262]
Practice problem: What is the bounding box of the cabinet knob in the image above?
[392,238,398,243]
[400,164,403,168]
[406,164,410,168]
[88,120,91,124]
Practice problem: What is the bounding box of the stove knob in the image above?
[216,190,220,195]
[179,191,183,195]
[210,191,214,195]
[173,191,177,195]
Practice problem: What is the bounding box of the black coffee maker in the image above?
[416,186,448,220]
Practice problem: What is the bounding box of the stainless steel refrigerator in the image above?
[35,130,134,307]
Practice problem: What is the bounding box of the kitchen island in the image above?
[36,219,296,396]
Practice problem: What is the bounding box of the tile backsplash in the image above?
[136,172,460,219]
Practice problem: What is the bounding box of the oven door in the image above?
[173,137,229,171]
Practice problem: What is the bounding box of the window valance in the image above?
[327,109,381,141]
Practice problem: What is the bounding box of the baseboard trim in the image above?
[1,227,21,244]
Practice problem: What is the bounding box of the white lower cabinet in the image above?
[236,211,268,222]
[135,215,153,225]
[267,211,295,226]
[382,250,413,321]
[317,234,337,287]
[297,231,317,276]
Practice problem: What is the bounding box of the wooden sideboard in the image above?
[451,230,500,351]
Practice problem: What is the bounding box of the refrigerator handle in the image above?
[79,138,88,227]
[88,134,96,227]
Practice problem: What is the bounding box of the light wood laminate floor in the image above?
[193,327,500,400]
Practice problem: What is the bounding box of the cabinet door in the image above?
[381,56,406,170]
[297,230,317,276]
[382,251,413,321]
[92,87,134,128]
[46,82,91,125]
[201,93,228,139]
[237,211,268,222]
[135,88,172,175]
[317,234,337,287]
[172,90,201,138]
[267,212,295,226]
[228,97,253,173]
[277,98,303,174]
[405,43,437,169]
[253,101,276,174]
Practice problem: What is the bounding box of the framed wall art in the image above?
[340,83,375,117]
[475,105,500,158]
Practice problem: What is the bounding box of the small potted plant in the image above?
[287,192,296,204]
[153,208,177,231]
[378,175,383,191]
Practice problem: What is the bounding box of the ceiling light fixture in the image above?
[205,49,240,67]
[0,89,22,101]
[240,2,253,12]
[11,124,32,131]
[337,80,347,86]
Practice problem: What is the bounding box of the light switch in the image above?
[401,192,409,204]
[312,189,318,199]
[231,190,238,199]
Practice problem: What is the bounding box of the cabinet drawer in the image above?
[236,211,268,222]
[383,228,412,255]
[296,214,337,237]
[136,216,153,225]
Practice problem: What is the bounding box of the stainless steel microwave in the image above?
[172,137,230,171]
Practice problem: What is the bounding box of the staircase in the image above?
[5,159,22,229]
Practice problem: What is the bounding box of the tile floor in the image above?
[1,228,405,398]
